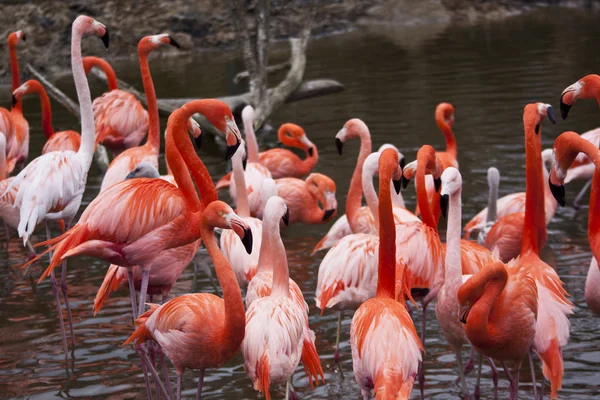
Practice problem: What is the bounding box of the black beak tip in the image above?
[308,147,314,157]
[242,153,248,171]
[335,138,343,156]
[322,209,335,221]
[101,29,109,49]
[460,312,467,324]
[242,228,253,254]
[401,175,410,190]
[560,95,571,120]
[168,36,181,49]
[393,179,402,194]
[21,33,26,41]
[549,178,566,207]
[282,208,290,226]
[440,194,449,219]
[434,177,442,193]
[194,134,203,149]
[399,157,406,170]
[225,141,241,161]
[547,106,557,124]
[11,95,17,107]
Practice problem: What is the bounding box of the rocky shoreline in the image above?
[0,0,597,82]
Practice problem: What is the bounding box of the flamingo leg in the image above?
[177,373,182,400]
[140,359,154,400]
[528,349,538,399]
[455,346,475,384]
[539,376,546,400]
[23,239,38,279]
[45,222,70,363]
[3,220,9,249]
[334,310,344,379]
[489,357,499,400]
[159,347,174,400]
[474,352,483,400]
[418,302,428,400]
[284,379,291,400]
[127,269,138,320]
[573,178,592,209]
[138,267,151,317]
[58,219,76,360]
[195,369,205,400]
[138,348,171,399]
[455,348,470,398]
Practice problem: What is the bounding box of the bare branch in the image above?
[230,0,260,102]
[255,0,271,105]
[233,61,291,84]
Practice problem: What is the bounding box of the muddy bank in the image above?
[0,0,597,82]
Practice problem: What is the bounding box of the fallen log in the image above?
[25,63,110,172]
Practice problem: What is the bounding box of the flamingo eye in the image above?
[218,211,224,216]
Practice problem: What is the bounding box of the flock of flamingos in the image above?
[2,14,600,400]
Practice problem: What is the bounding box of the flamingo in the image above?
[476,167,500,245]
[458,260,538,400]
[124,200,252,400]
[274,173,337,225]
[312,119,373,254]
[246,182,324,390]
[438,167,499,399]
[350,147,423,400]
[2,30,29,174]
[220,145,263,287]
[242,196,311,399]
[509,103,573,400]
[99,34,179,192]
[559,74,600,121]
[12,79,81,153]
[2,16,109,361]
[548,131,600,314]
[215,105,272,214]
[82,56,119,91]
[463,150,557,251]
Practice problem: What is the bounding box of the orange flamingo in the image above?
[242,196,317,399]
[124,200,252,400]
[548,131,600,315]
[350,147,423,400]
[458,260,538,400]
[246,183,324,390]
[99,34,179,192]
[509,103,573,400]
[82,56,118,91]
[3,16,109,361]
[2,30,29,173]
[559,74,600,120]
[274,173,337,225]
[12,79,81,153]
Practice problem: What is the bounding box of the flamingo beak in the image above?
[335,138,343,155]
[440,194,449,219]
[434,177,442,193]
[225,119,242,161]
[393,179,402,194]
[401,174,411,190]
[11,95,17,107]
[101,29,110,49]
[322,208,335,221]
[282,207,290,226]
[560,91,573,120]
[459,305,469,324]
[242,152,248,171]
[125,170,136,180]
[549,178,566,207]
[195,133,203,149]
[547,106,557,124]
[308,147,314,157]
[168,35,180,48]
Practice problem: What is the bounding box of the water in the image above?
[1,7,600,399]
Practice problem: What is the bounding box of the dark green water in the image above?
[1,7,600,399]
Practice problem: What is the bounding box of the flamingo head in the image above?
[378,144,405,193]
[125,162,161,180]
[186,118,202,148]
[523,103,556,136]
[259,178,278,214]
[139,34,180,54]
[435,102,455,127]
[73,16,109,49]
[12,80,32,106]
[335,118,368,156]
[265,196,290,227]
[278,123,315,156]
[203,201,253,254]
[197,100,241,161]
[305,173,337,222]
[439,167,462,219]
[560,75,600,120]
[8,30,26,47]
[548,131,588,207]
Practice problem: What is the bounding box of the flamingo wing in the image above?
[311,214,353,254]
[94,90,149,150]
[258,148,299,179]
[42,130,81,154]
[464,192,526,237]
[100,146,158,192]
[484,213,525,263]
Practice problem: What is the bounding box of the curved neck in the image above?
[89,57,118,91]
[256,214,272,274]
[139,50,160,151]
[362,166,379,231]
[72,28,96,168]
[347,132,372,231]
[445,188,462,288]
[391,181,406,208]
[244,118,259,163]
[521,125,546,255]
[486,178,498,223]
[589,171,600,263]
[437,118,456,159]
[0,135,6,180]
[299,146,319,176]
[29,81,55,139]
[232,154,250,217]
[200,222,245,341]
[9,43,21,111]
[376,161,396,299]
[168,103,218,208]
[416,167,437,230]
[266,212,290,298]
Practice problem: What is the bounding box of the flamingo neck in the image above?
[244,118,260,163]
[232,153,250,218]
[362,164,379,231]
[590,171,600,263]
[445,187,463,289]
[521,125,546,256]
[486,177,498,223]
[298,146,319,177]
[347,130,372,231]
[72,26,96,168]
[139,51,160,152]
[9,43,21,112]
[0,134,6,180]
[437,118,456,159]
[169,102,218,207]
[376,160,396,299]
[29,81,55,139]
[256,213,272,274]
[200,222,245,342]
[96,58,118,91]
[416,167,437,230]
[266,211,290,298]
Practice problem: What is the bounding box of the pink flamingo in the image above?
[246,186,324,390]
[272,173,337,225]
[99,34,179,192]
[124,200,252,400]
[242,196,318,399]
[510,103,573,400]
[220,145,263,286]
[2,30,29,174]
[548,131,600,314]
[3,16,109,360]
[350,147,423,400]
[215,105,272,213]
[12,79,81,153]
